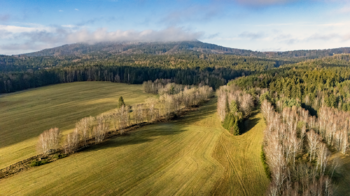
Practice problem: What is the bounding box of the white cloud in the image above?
[0,25,202,54]
[59,10,64,12]
[337,6,350,14]
[75,8,79,11]
[0,24,53,34]
[239,31,266,39]
[61,25,75,28]
[65,27,202,43]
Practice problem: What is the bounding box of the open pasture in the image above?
[0,98,269,195]
[0,82,154,168]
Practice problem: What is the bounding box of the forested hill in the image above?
[1,41,350,95]
[20,41,263,57]
[19,41,350,59]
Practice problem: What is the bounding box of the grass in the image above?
[0,98,269,195]
[332,153,350,195]
[0,82,154,168]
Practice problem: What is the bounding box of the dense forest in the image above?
[0,65,245,93]
[0,53,290,72]
[0,51,291,94]
[231,54,350,112]
[216,54,350,195]
[2,41,350,95]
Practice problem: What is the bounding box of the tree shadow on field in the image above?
[84,126,187,152]
[0,84,147,149]
[238,110,260,135]
[333,154,350,195]
[173,98,217,125]
[0,98,134,149]
[83,99,217,153]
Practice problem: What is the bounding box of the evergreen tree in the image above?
[222,113,240,135]
[231,119,240,135]
[118,96,126,108]
[230,101,239,114]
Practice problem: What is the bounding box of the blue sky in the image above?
[0,0,350,54]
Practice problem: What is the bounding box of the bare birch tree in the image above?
[37,127,61,154]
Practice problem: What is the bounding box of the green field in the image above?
[0,97,269,195]
[0,82,154,169]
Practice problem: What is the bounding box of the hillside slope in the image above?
[0,98,269,195]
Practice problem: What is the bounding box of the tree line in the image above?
[1,51,287,73]
[37,83,213,155]
[261,98,338,195]
[216,85,255,135]
[0,65,249,94]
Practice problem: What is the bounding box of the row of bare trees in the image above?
[142,79,172,94]
[261,99,337,196]
[277,103,350,155]
[37,84,213,155]
[37,128,61,154]
[318,107,349,154]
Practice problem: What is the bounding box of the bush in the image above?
[30,160,41,167]
[118,96,126,108]
[41,160,48,165]
[281,98,300,108]
[260,147,271,179]
[230,122,240,135]
[259,92,271,104]
[30,159,50,167]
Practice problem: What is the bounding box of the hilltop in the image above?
[17,41,350,59]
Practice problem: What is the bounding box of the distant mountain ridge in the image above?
[20,41,263,57]
[18,41,350,59]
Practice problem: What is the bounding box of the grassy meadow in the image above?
[333,153,350,195]
[0,82,154,168]
[0,98,270,195]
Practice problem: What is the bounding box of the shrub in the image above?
[30,160,41,167]
[230,122,240,135]
[118,96,126,108]
[259,92,271,104]
[281,98,300,108]
[41,160,48,165]
[260,147,271,179]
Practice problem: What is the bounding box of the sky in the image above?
[0,0,350,55]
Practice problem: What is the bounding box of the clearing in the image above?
[0,98,269,195]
